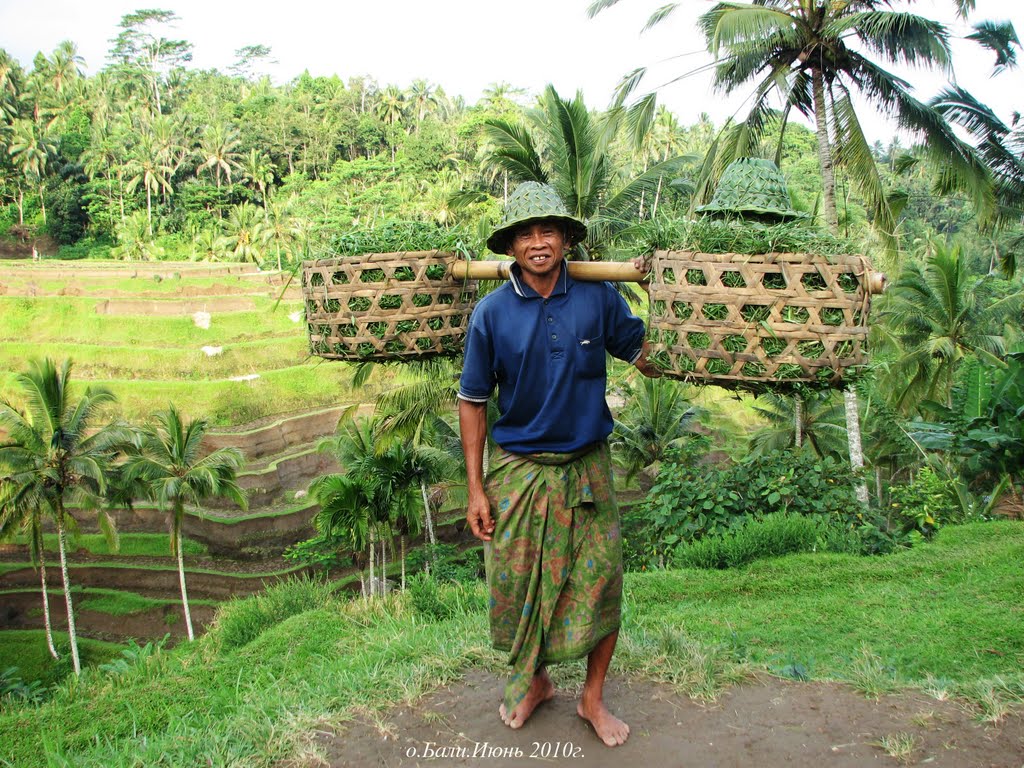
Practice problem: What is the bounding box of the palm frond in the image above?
[481,118,546,184]
[642,4,680,34]
[966,20,1021,75]
[826,11,952,72]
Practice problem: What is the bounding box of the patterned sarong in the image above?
[484,441,623,714]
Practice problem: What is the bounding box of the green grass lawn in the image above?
[0,296,304,347]
[0,338,311,381]
[0,521,1020,768]
[0,631,123,689]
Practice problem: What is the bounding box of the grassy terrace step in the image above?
[1,364,366,426]
[0,561,307,600]
[0,296,304,347]
[0,274,288,297]
[3,533,207,558]
[0,338,310,381]
[0,586,219,615]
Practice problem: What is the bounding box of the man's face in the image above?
[506,220,569,281]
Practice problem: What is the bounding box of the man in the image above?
[458,182,660,747]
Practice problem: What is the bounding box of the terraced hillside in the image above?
[0,260,454,644]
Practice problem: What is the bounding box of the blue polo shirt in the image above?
[458,263,645,454]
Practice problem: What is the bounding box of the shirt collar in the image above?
[508,262,572,298]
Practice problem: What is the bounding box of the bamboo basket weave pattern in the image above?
[648,250,872,388]
[302,251,477,361]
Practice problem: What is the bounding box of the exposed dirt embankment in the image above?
[0,590,216,643]
[1,562,305,600]
[203,407,347,461]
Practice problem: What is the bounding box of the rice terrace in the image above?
[2,2,1024,766]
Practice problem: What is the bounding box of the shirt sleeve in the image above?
[602,283,646,364]
[457,304,495,403]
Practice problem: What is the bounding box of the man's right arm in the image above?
[459,398,494,541]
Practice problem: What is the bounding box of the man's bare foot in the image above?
[577,695,630,747]
[498,670,555,729]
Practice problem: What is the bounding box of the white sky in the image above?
[1,0,1021,144]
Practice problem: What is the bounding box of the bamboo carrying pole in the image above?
[449,259,886,295]
[449,260,648,283]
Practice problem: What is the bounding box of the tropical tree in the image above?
[124,404,246,641]
[308,472,378,595]
[125,132,173,236]
[876,238,1024,412]
[0,359,128,676]
[263,197,303,270]
[0,472,59,660]
[748,391,848,459]
[221,202,268,263]
[481,85,691,257]
[240,148,274,208]
[198,122,241,188]
[593,0,998,245]
[107,8,194,116]
[7,118,56,225]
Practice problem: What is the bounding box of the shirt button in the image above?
[543,299,549,305]
[547,317,553,323]
[551,334,558,340]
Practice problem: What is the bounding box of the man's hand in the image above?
[634,340,663,379]
[467,489,495,541]
[631,253,652,278]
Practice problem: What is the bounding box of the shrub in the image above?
[630,450,866,567]
[211,576,336,652]
[0,667,46,709]
[887,466,962,537]
[671,512,858,569]
[406,572,481,621]
[406,542,484,584]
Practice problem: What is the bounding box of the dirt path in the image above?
[321,669,1022,767]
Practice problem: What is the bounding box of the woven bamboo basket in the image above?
[647,250,877,389]
[302,251,477,361]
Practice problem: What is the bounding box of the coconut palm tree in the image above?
[481,85,692,257]
[748,391,848,459]
[240,149,274,209]
[7,118,56,225]
[876,239,1024,412]
[0,474,59,660]
[124,405,246,641]
[0,358,129,676]
[198,122,241,188]
[221,202,268,264]
[610,375,703,481]
[125,132,173,237]
[593,1,1003,245]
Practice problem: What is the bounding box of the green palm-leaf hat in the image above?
[486,182,588,254]
[696,158,807,220]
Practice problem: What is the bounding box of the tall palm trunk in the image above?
[38,551,59,660]
[55,501,81,676]
[400,535,406,590]
[844,388,869,503]
[38,183,47,225]
[794,395,804,448]
[368,528,375,598]
[174,503,195,641]
[420,481,436,547]
[811,68,839,232]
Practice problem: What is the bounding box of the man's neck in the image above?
[518,263,564,298]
